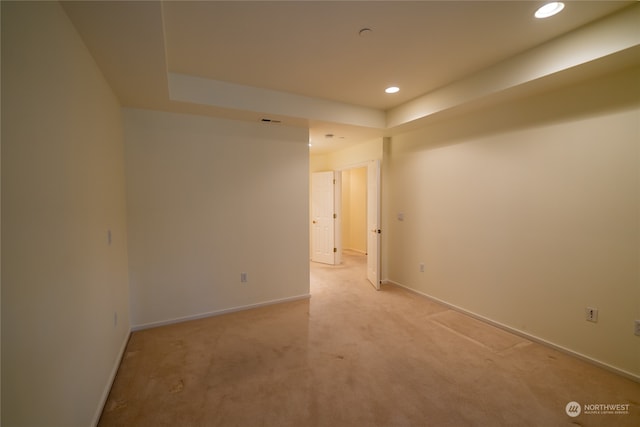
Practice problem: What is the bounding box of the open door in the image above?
[367,160,381,289]
[311,171,338,265]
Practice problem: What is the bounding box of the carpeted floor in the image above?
[99,252,639,426]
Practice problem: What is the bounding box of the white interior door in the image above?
[311,171,336,265]
[367,160,381,289]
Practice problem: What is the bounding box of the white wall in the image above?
[123,109,310,328]
[387,67,640,378]
[2,2,131,426]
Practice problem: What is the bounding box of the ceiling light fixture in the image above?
[535,2,565,19]
[385,86,400,94]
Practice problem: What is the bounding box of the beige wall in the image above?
[310,152,329,173]
[309,137,383,172]
[123,109,310,328]
[387,67,640,378]
[341,168,367,253]
[327,137,384,170]
[2,2,131,426]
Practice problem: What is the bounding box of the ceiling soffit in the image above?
[61,1,639,152]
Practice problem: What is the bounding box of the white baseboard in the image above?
[383,279,640,383]
[92,329,131,427]
[343,248,367,255]
[131,293,311,332]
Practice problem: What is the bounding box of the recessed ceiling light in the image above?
[385,86,400,94]
[535,2,565,19]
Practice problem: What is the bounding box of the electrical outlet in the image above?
[240,272,248,283]
[585,307,598,323]
[419,263,425,273]
[634,320,640,336]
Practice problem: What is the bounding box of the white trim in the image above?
[131,294,311,332]
[91,330,131,427]
[343,248,367,255]
[383,279,640,383]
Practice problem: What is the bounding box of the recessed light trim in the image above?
[535,2,565,19]
[385,86,400,94]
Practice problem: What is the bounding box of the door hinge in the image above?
[333,179,336,184]
[333,213,337,219]
[333,248,337,253]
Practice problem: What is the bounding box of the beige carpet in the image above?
[99,252,639,426]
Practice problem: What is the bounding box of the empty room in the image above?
[2,1,639,426]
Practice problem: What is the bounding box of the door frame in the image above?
[335,160,381,288]
[366,159,381,289]
[310,161,382,282]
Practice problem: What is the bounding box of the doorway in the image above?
[310,160,381,289]
[340,167,367,256]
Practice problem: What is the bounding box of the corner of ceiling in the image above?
[385,3,640,131]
